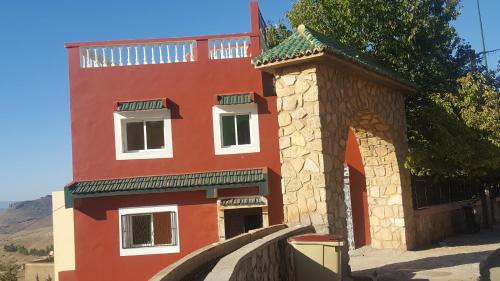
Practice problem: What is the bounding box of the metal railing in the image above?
[411,177,493,209]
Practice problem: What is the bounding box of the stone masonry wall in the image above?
[273,61,415,250]
[204,225,313,281]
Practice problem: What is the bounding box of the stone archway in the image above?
[271,61,416,250]
[347,112,407,249]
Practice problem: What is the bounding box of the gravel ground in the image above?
[349,226,500,281]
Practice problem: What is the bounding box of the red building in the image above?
[51,3,376,281]
[53,3,286,281]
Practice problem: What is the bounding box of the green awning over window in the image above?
[65,168,268,207]
[117,99,165,111]
[217,93,253,105]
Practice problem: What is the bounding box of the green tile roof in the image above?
[253,25,414,88]
[220,196,266,207]
[117,100,165,111]
[67,168,266,196]
[217,94,253,105]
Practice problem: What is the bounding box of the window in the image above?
[212,104,260,155]
[221,114,251,146]
[119,205,179,256]
[113,110,173,160]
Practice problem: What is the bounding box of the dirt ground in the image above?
[350,226,500,281]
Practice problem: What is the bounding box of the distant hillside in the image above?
[0,196,52,234]
[0,202,14,210]
[0,196,53,265]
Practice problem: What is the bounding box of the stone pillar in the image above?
[275,65,330,234]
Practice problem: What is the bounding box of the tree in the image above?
[264,22,292,49]
[0,264,19,281]
[269,0,500,178]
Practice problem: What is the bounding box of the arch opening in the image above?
[343,111,406,250]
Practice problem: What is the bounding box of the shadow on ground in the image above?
[352,250,494,281]
[350,228,500,281]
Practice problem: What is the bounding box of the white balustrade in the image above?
[208,37,251,60]
[80,40,197,68]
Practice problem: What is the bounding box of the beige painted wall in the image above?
[52,191,75,281]
[24,263,54,281]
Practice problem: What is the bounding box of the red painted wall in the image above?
[345,129,371,248]
[67,192,220,281]
[64,3,283,280]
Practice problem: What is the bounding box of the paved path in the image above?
[349,226,500,281]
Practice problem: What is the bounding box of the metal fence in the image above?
[411,177,493,209]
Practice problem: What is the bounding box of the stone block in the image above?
[278,112,292,126]
[282,96,298,111]
[286,179,302,192]
[282,75,296,86]
[291,131,306,147]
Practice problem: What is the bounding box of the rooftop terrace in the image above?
[65,2,267,69]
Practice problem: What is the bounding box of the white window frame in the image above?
[113,109,173,160]
[212,104,260,155]
[118,205,180,256]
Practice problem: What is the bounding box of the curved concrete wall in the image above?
[149,225,286,281]
[204,225,313,281]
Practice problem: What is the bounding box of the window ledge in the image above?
[120,245,180,256]
[116,149,173,160]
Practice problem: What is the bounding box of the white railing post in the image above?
[190,42,194,62]
[93,48,98,67]
[236,40,240,58]
[182,43,186,62]
[142,46,148,64]
[174,43,179,63]
[243,40,247,57]
[127,47,131,66]
[86,48,90,68]
[118,47,123,66]
[159,44,164,64]
[102,48,107,67]
[110,48,115,66]
[151,46,156,64]
[134,47,139,65]
[166,44,171,63]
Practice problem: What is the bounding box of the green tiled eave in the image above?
[117,100,165,111]
[64,169,268,208]
[217,94,253,105]
[253,25,415,89]
[220,196,266,207]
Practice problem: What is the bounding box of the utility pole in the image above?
[476,0,488,69]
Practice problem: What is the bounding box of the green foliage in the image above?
[2,244,53,257]
[409,72,500,177]
[268,0,500,178]
[0,264,19,281]
[2,244,16,253]
[264,21,292,49]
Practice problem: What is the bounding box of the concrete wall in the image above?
[204,225,313,281]
[24,263,54,281]
[413,200,482,248]
[52,191,75,281]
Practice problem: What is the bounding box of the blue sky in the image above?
[0,1,498,202]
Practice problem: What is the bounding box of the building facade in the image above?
[53,3,417,281]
